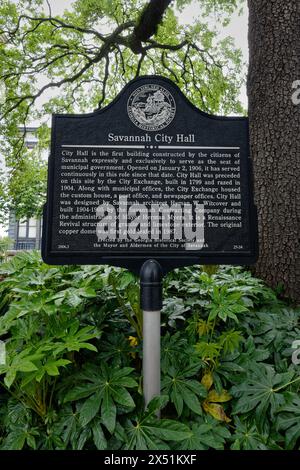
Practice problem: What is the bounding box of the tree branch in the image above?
[130,0,173,53]
[2,15,107,42]
[135,52,146,78]
[0,21,136,119]
[98,54,110,108]
[143,39,188,52]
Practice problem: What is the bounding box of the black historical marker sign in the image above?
[42,76,258,273]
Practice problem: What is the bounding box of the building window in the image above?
[18,220,27,238]
[18,218,37,238]
[28,218,37,238]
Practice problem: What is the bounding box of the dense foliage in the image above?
[0,237,13,262]
[0,251,299,450]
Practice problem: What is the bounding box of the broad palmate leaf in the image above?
[231,364,296,429]
[124,396,192,450]
[276,393,300,449]
[64,363,137,433]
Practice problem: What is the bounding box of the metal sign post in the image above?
[140,260,163,408]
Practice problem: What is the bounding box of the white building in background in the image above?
[7,127,43,251]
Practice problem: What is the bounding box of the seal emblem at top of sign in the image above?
[127,84,176,131]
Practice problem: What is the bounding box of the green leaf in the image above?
[125,415,191,450]
[77,427,91,450]
[170,386,184,416]
[276,393,300,449]
[53,405,78,448]
[195,341,221,362]
[230,417,268,450]
[181,388,202,415]
[177,417,231,450]
[26,433,37,449]
[92,420,107,450]
[44,359,71,377]
[162,364,206,417]
[207,285,249,323]
[152,420,192,441]
[145,395,169,417]
[101,391,116,434]
[63,364,137,434]
[17,361,38,372]
[161,332,190,373]
[44,363,59,376]
[4,369,17,388]
[115,376,138,388]
[1,428,27,450]
[79,391,102,426]
[64,383,100,402]
[231,364,296,429]
[219,330,243,354]
[111,387,135,408]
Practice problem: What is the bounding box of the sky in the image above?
[0,0,248,237]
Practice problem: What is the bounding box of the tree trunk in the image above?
[248,0,300,303]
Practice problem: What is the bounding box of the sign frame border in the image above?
[42,75,258,274]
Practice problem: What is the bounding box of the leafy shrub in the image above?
[0,237,13,263]
[0,252,299,450]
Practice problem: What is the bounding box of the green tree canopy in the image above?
[0,0,245,219]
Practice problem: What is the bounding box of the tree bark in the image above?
[248,0,300,303]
